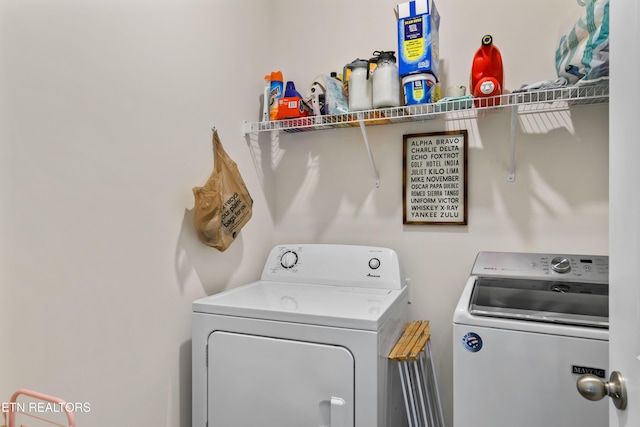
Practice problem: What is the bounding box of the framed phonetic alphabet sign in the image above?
[403,130,468,225]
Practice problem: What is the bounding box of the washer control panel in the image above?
[550,257,572,274]
[471,251,608,283]
[260,244,405,290]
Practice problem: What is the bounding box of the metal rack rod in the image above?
[358,115,380,188]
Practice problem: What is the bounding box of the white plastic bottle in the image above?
[262,75,271,121]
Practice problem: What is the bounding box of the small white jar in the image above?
[346,59,372,111]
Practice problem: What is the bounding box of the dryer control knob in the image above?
[369,258,381,269]
[551,257,571,273]
[280,251,298,269]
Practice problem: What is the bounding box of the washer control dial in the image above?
[280,251,298,269]
[369,258,381,269]
[551,257,571,273]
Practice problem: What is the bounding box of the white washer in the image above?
[192,244,409,427]
[453,251,609,427]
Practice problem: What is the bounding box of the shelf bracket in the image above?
[507,105,518,182]
[358,114,380,188]
[242,121,252,137]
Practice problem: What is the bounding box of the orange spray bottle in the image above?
[268,71,284,120]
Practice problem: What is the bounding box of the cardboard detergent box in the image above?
[396,0,440,79]
[276,97,312,120]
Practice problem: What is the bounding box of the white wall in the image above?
[0,1,273,426]
[0,0,608,426]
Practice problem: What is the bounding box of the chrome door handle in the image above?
[576,371,627,410]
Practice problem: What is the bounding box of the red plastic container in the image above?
[470,35,504,107]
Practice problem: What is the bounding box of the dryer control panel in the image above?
[471,251,608,283]
[260,244,405,290]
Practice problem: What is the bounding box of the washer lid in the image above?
[192,280,407,330]
[469,276,608,328]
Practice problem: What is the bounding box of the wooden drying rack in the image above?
[388,320,444,427]
[388,320,431,361]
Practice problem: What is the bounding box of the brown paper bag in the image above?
[192,129,253,251]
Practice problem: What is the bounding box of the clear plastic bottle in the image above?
[345,59,372,111]
[371,51,400,108]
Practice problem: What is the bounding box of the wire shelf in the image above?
[242,82,609,135]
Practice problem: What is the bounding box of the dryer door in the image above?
[208,331,355,427]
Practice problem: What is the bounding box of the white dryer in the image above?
[192,244,409,427]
